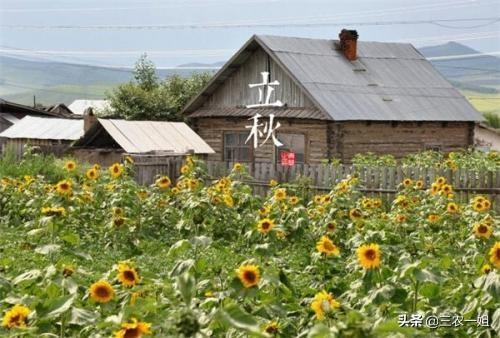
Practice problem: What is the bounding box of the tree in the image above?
[105,55,212,121]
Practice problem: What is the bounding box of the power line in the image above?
[427,51,500,60]
[1,17,499,30]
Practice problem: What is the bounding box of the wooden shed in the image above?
[183,32,483,164]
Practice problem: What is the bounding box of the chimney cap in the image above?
[339,29,359,40]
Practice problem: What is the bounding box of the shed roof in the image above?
[183,34,482,122]
[0,116,84,140]
[0,113,20,124]
[68,100,111,115]
[75,119,215,154]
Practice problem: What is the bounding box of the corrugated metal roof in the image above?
[68,100,111,115]
[0,113,20,124]
[97,119,215,154]
[183,34,482,122]
[0,116,83,140]
[189,107,327,120]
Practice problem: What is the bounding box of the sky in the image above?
[0,0,499,68]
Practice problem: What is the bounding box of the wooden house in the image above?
[182,31,483,164]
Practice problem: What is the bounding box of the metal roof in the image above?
[0,113,20,124]
[0,116,84,140]
[94,119,215,154]
[183,34,482,122]
[68,100,111,115]
[189,107,327,120]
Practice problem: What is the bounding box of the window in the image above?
[276,133,306,164]
[224,132,252,162]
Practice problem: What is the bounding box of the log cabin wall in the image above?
[193,117,329,164]
[329,121,474,162]
[203,48,314,108]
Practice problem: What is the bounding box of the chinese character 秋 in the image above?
[245,113,283,148]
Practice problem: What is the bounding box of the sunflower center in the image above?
[364,249,376,260]
[323,241,335,251]
[96,286,110,298]
[10,314,21,325]
[496,249,500,260]
[123,270,136,282]
[261,222,270,230]
[113,167,119,173]
[478,225,488,234]
[60,183,69,190]
[243,271,256,283]
[124,328,141,338]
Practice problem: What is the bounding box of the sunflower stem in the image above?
[412,280,419,313]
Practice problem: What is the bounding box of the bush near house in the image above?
[0,154,498,337]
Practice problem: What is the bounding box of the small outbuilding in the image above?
[0,116,84,158]
[475,123,500,151]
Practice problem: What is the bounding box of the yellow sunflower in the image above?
[349,208,363,221]
[488,242,500,268]
[269,179,278,187]
[446,202,459,214]
[430,183,440,195]
[64,160,77,172]
[441,184,453,195]
[316,236,340,256]
[263,321,280,335]
[109,163,124,179]
[274,188,287,201]
[2,304,30,329]
[258,205,271,217]
[114,318,151,338]
[473,200,485,212]
[180,165,190,175]
[435,176,446,186]
[90,280,114,303]
[395,214,406,223]
[56,180,72,195]
[310,290,340,320]
[357,243,381,269]
[326,221,336,232]
[41,206,66,217]
[473,223,492,239]
[117,263,140,287]
[112,207,123,217]
[236,264,260,288]
[113,217,125,227]
[257,218,275,234]
[415,180,424,189]
[402,178,413,187]
[223,194,234,207]
[156,176,171,189]
[124,156,134,164]
[289,196,300,205]
[313,195,322,204]
[427,214,440,223]
[86,168,99,180]
[233,163,243,171]
[481,264,492,275]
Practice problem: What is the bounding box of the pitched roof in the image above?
[183,34,483,122]
[68,100,111,115]
[0,116,84,140]
[75,119,215,154]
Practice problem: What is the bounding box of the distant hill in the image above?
[1,41,498,109]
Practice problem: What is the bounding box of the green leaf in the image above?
[419,283,440,300]
[168,239,191,258]
[46,295,75,318]
[69,307,97,325]
[413,268,441,283]
[12,269,41,284]
[169,259,195,277]
[191,236,212,248]
[61,232,80,246]
[217,304,268,337]
[491,308,500,333]
[176,272,195,306]
[306,323,335,338]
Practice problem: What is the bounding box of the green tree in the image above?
[105,55,212,121]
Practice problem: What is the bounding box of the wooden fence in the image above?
[132,157,500,210]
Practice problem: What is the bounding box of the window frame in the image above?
[222,131,254,163]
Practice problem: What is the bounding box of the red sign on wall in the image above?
[280,151,296,166]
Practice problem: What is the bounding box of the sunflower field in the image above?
[0,154,499,338]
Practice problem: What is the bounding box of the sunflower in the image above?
[274,188,287,201]
[430,183,440,195]
[326,221,336,232]
[233,163,243,171]
[395,214,406,223]
[316,236,340,256]
[349,208,363,221]
[137,191,149,200]
[93,164,101,170]
[322,195,332,204]
[62,265,75,278]
[188,178,199,189]
[481,264,492,275]
[415,180,424,189]
[435,176,446,186]
[313,195,322,204]
[117,263,140,287]
[114,318,151,338]
[269,179,278,187]
[180,165,190,175]
[441,184,453,195]
[473,223,492,239]
[310,290,340,320]
[90,280,114,303]
[41,206,66,217]
[56,180,72,195]
[427,214,440,223]
[113,217,125,227]
[109,163,124,179]
[402,178,412,187]
[223,194,234,207]
[112,207,124,217]
[263,321,279,335]
[156,176,171,189]
[289,196,300,205]
[357,243,381,269]
[258,205,271,217]
[257,218,275,234]
[446,202,459,214]
[124,156,134,164]
[473,200,485,212]
[64,160,77,172]
[236,264,260,288]
[2,304,30,329]
[488,242,500,268]
[86,168,98,180]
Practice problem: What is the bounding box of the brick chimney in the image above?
[83,107,97,132]
[339,29,359,61]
